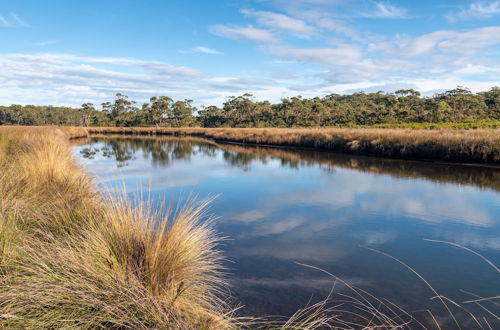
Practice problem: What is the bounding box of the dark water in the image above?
[74,136,500,327]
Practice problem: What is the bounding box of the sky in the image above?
[1,0,499,107]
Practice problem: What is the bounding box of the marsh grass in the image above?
[0,127,235,328]
[347,121,500,130]
[86,127,500,163]
[0,126,498,329]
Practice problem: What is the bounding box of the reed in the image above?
[86,127,500,163]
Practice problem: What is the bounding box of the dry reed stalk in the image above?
[85,127,500,163]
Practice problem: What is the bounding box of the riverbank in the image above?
[86,127,500,164]
[0,127,235,328]
[2,127,363,328]
[1,126,498,328]
[84,134,500,191]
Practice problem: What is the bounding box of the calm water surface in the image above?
[74,136,500,326]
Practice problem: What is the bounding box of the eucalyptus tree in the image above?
[171,99,196,126]
[149,96,173,126]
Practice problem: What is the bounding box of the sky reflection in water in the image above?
[74,137,500,319]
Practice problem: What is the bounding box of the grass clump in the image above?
[0,127,234,329]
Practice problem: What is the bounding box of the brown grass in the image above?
[85,127,500,163]
[0,126,234,328]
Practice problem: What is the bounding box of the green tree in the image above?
[171,99,195,127]
[149,96,173,126]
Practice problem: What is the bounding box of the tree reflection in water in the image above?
[79,136,500,191]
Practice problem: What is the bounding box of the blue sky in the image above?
[1,0,499,106]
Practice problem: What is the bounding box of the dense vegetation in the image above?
[1,87,499,127]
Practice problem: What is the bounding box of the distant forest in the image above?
[1,87,499,127]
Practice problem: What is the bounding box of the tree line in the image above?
[1,87,499,127]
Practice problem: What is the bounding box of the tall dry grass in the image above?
[1,126,498,328]
[0,127,234,328]
[86,127,500,163]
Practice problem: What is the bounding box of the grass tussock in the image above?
[86,127,500,163]
[0,127,234,329]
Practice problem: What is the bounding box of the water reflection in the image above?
[79,136,500,191]
[74,136,500,326]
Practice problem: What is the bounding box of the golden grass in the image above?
[0,127,234,328]
[86,127,500,163]
[1,126,498,328]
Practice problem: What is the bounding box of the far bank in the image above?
[83,127,500,164]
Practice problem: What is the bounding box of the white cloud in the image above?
[315,16,359,39]
[3,15,500,107]
[4,53,207,79]
[10,13,29,27]
[447,1,500,22]
[454,63,500,75]
[0,13,29,27]
[3,2,499,108]
[267,44,363,67]
[265,44,415,83]
[139,62,206,78]
[0,52,302,107]
[180,46,222,55]
[372,26,500,57]
[208,77,277,91]
[210,24,278,43]
[278,7,359,39]
[241,9,316,37]
[0,53,210,106]
[193,46,221,54]
[1,50,497,109]
[0,16,9,26]
[362,2,409,19]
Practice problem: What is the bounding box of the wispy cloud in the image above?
[193,46,222,54]
[0,52,297,107]
[10,13,29,26]
[446,1,500,22]
[362,2,409,19]
[0,53,207,105]
[0,13,29,27]
[0,16,9,26]
[179,46,222,55]
[371,26,500,57]
[210,25,278,43]
[208,3,500,91]
[241,9,316,37]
